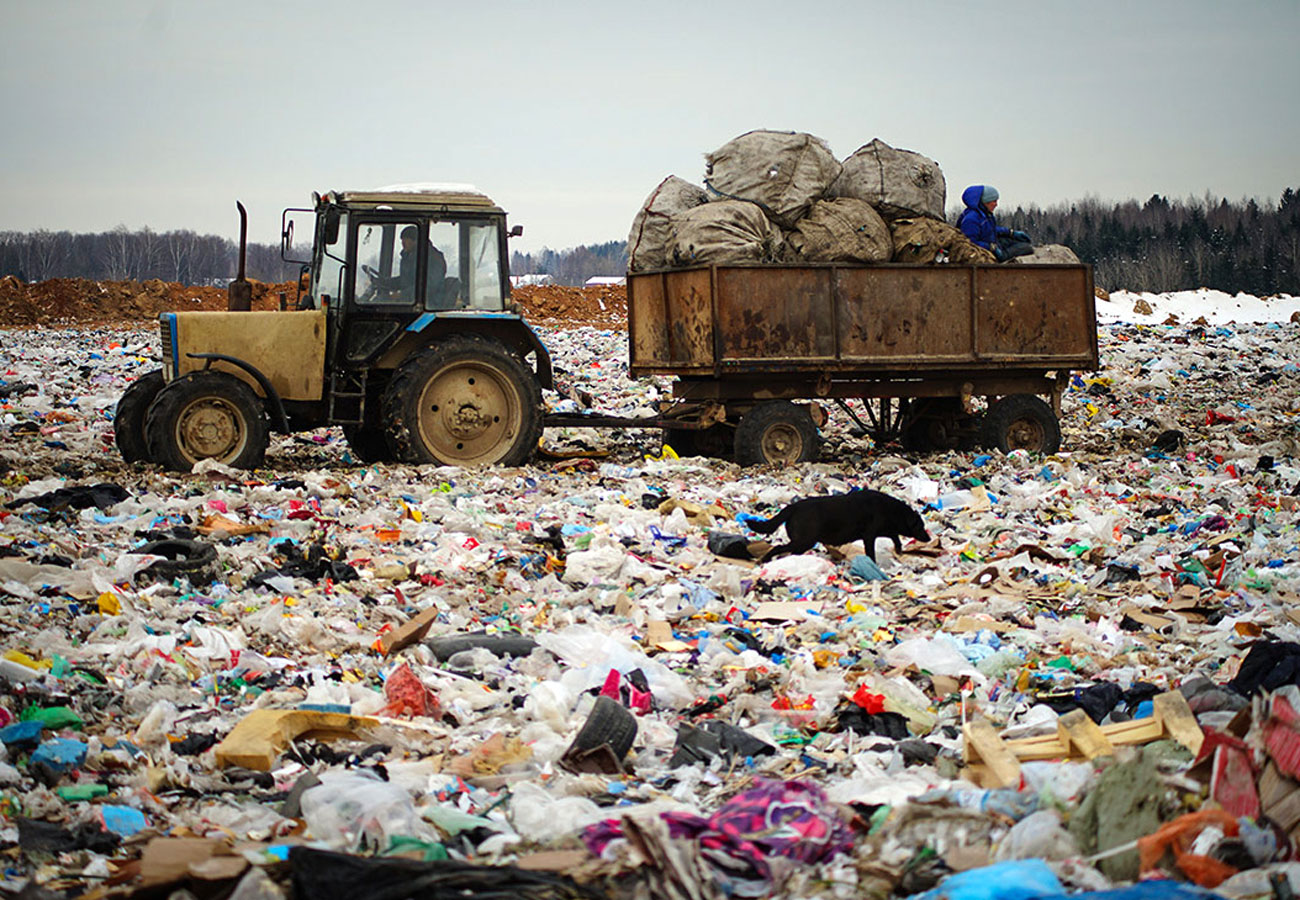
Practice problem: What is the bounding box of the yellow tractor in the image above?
[114,186,551,470]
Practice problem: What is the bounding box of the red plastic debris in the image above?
[1137,808,1239,888]
[382,663,441,719]
[851,685,886,714]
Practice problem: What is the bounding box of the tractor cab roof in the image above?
[317,183,504,215]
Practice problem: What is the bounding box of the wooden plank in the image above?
[964,718,1022,788]
[1057,709,1115,759]
[1153,690,1204,755]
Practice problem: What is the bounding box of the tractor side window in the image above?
[355,221,419,305]
[465,223,504,310]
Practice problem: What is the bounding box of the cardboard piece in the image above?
[514,849,592,872]
[381,606,441,656]
[1120,604,1176,631]
[139,837,226,887]
[750,601,822,622]
[196,514,270,537]
[944,615,1020,634]
[214,709,380,771]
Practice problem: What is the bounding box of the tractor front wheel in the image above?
[144,372,269,471]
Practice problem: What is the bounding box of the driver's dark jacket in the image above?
[397,242,447,301]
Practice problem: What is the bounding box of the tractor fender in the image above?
[185,352,292,434]
[375,313,554,390]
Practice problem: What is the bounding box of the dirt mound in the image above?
[0,277,291,326]
[512,283,627,328]
[0,277,627,330]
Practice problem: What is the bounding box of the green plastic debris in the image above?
[1045,655,1077,671]
[20,706,83,730]
[56,784,109,801]
[385,836,449,861]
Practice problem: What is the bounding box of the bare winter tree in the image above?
[25,230,70,281]
[102,226,132,280]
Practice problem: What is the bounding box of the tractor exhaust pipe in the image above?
[228,201,252,311]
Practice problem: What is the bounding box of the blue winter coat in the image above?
[957,185,1009,250]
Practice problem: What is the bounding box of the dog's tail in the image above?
[745,507,791,535]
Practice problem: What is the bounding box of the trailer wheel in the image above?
[734,401,820,466]
[981,394,1061,454]
[341,425,395,464]
[114,369,165,463]
[663,424,733,460]
[902,398,972,452]
[383,336,542,467]
[144,372,269,471]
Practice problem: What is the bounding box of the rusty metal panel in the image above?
[975,266,1095,362]
[662,269,715,368]
[715,267,835,362]
[628,273,670,370]
[836,267,975,362]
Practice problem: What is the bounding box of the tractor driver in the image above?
[393,225,448,302]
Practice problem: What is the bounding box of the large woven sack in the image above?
[704,131,841,228]
[627,176,710,272]
[831,139,946,220]
[890,218,996,265]
[669,200,781,266]
[788,198,892,263]
[1010,243,1081,264]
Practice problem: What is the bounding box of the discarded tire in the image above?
[567,696,637,761]
[136,539,220,587]
[426,633,539,662]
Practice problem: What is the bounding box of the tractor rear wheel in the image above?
[382,336,542,467]
[145,372,269,471]
[114,369,164,463]
[342,425,395,464]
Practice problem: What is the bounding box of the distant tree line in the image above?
[510,241,627,287]
[6,189,1299,295]
[0,227,299,285]
[994,188,1300,294]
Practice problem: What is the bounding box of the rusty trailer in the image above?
[621,262,1099,464]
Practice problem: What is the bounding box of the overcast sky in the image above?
[2,0,1297,253]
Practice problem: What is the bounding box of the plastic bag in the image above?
[895,859,1064,900]
[300,771,435,852]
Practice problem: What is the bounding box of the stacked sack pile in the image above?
[628,130,1078,272]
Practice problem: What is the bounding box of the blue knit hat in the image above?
[982,186,1000,204]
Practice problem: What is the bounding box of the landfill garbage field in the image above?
[0,280,1298,899]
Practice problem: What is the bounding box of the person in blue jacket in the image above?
[957,185,1032,261]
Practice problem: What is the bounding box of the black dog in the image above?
[748,489,931,563]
